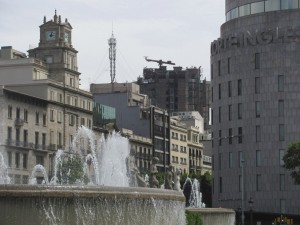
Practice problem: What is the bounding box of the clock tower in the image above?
[28,11,80,86]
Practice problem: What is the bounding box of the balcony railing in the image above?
[14,118,24,127]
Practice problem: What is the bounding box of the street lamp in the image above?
[248,197,254,225]
[237,207,242,225]
[241,159,245,225]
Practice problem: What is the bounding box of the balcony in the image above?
[14,118,24,127]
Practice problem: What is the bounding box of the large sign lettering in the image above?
[211,27,300,55]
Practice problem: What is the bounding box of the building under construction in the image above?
[137,63,210,130]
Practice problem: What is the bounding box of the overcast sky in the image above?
[0,0,225,90]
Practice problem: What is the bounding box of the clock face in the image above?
[64,32,69,42]
[46,31,56,41]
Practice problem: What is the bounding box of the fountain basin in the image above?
[0,185,186,225]
[186,208,235,225]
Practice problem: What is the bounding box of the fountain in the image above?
[183,178,235,225]
[0,126,186,225]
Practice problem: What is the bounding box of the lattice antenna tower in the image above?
[108,26,117,87]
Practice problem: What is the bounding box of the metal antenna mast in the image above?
[108,28,116,91]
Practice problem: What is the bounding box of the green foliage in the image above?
[156,172,165,186]
[283,142,300,184]
[57,155,89,185]
[186,211,202,225]
[200,172,212,207]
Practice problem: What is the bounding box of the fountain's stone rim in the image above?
[186,208,236,214]
[0,184,185,201]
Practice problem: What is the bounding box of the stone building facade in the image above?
[211,0,300,220]
[0,13,94,182]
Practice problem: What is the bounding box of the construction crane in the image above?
[144,56,175,67]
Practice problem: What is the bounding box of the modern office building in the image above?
[211,0,300,222]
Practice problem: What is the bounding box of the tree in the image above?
[283,142,300,184]
[57,154,89,185]
[200,172,212,207]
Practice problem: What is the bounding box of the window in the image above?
[228,105,232,121]
[238,103,243,119]
[42,133,46,148]
[58,132,62,147]
[218,60,221,76]
[219,130,222,146]
[218,153,222,170]
[231,7,238,19]
[265,0,280,12]
[15,152,20,169]
[8,152,12,167]
[211,87,214,102]
[211,64,213,80]
[238,127,243,143]
[24,109,28,122]
[228,81,232,97]
[81,118,85,126]
[36,155,44,166]
[278,100,284,117]
[58,93,63,103]
[256,101,260,118]
[229,152,233,168]
[219,177,222,193]
[278,75,284,92]
[69,135,73,147]
[50,90,55,101]
[256,125,261,142]
[35,112,39,125]
[281,0,298,9]
[218,83,221,99]
[256,150,261,167]
[229,128,233,144]
[57,111,62,123]
[8,105,12,119]
[255,53,260,69]
[256,174,262,191]
[279,149,285,166]
[211,109,214,125]
[35,132,39,148]
[43,113,47,126]
[69,114,75,126]
[255,77,260,94]
[251,2,264,14]
[16,107,20,119]
[23,153,28,169]
[228,57,231,74]
[7,127,12,141]
[219,107,221,123]
[23,130,28,146]
[279,124,285,141]
[50,109,55,122]
[45,56,53,63]
[16,128,20,143]
[239,151,244,168]
[280,174,285,191]
[238,79,242,96]
[239,4,250,17]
